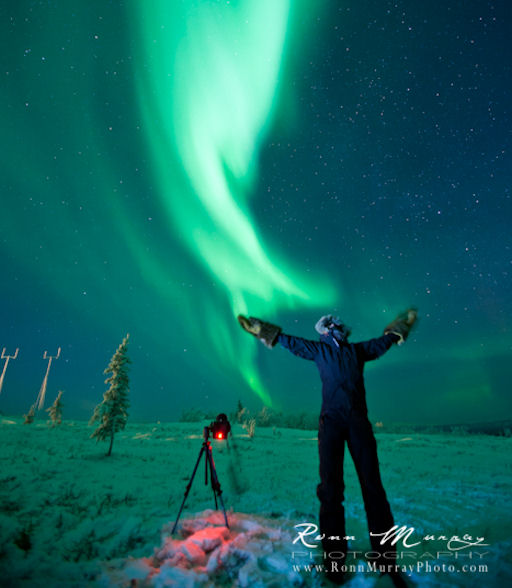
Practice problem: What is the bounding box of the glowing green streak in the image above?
[132,0,335,404]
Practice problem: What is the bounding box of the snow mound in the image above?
[100,510,305,587]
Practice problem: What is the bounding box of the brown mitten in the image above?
[384,308,418,345]
[237,315,282,348]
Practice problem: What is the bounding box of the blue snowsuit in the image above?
[278,331,399,561]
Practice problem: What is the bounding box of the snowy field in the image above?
[0,418,511,587]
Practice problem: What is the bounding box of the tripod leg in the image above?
[205,443,208,485]
[171,444,206,534]
[202,441,217,508]
[206,445,229,529]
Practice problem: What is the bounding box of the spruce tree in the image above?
[90,334,130,456]
[236,399,246,424]
[46,390,63,426]
[23,404,36,424]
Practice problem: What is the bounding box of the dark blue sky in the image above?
[1,0,510,424]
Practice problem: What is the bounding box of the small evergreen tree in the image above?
[242,417,256,438]
[23,404,36,424]
[235,399,245,424]
[90,334,131,456]
[46,390,63,426]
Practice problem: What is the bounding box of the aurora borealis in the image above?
[132,0,335,404]
[1,0,511,424]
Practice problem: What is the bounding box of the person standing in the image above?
[238,309,417,585]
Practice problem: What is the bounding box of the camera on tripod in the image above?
[207,413,231,441]
[172,413,232,533]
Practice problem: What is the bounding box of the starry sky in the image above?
[1,0,511,425]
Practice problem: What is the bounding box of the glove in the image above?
[237,315,282,349]
[384,308,418,346]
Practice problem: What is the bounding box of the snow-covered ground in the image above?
[0,418,510,587]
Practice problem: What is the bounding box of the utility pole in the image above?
[0,348,19,395]
[36,348,61,410]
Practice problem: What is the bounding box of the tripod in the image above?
[171,426,229,534]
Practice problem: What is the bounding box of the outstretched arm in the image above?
[356,332,400,361]
[237,315,320,360]
[278,333,321,361]
[358,308,418,361]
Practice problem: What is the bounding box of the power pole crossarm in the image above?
[43,347,61,360]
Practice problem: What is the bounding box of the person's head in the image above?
[315,314,351,343]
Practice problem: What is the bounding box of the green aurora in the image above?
[131,0,335,404]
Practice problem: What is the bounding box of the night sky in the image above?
[1,0,511,425]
